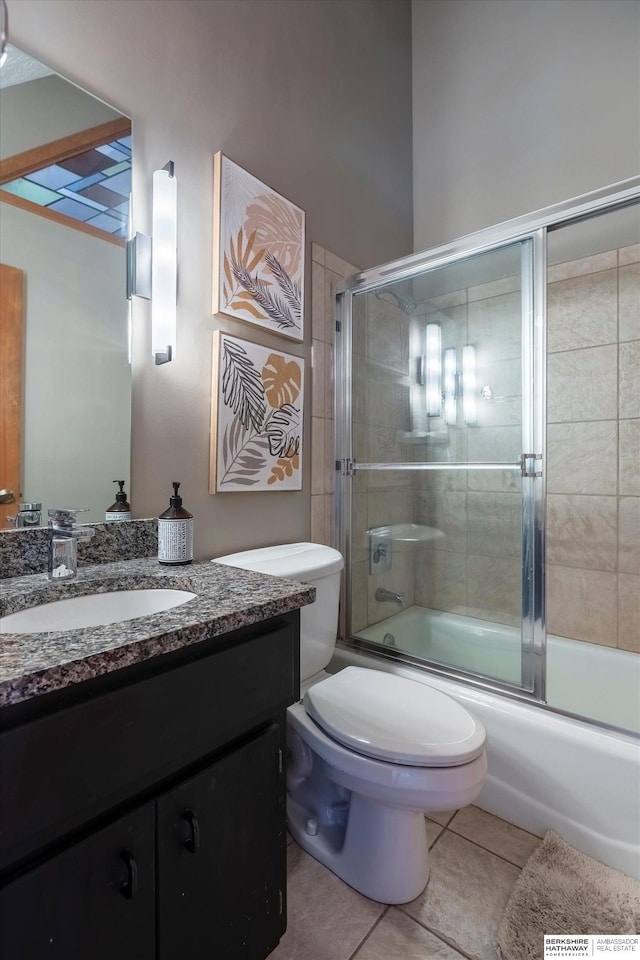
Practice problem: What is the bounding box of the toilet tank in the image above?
[214,543,344,682]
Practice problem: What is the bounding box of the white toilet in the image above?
[215,542,487,904]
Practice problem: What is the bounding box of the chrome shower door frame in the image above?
[334,175,640,704]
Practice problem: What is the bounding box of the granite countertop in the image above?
[0,558,315,708]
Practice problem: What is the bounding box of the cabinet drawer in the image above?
[0,618,298,875]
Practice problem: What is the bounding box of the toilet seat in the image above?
[304,667,486,767]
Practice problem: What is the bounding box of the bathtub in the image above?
[330,607,640,879]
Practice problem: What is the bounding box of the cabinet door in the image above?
[158,722,286,960]
[0,802,155,960]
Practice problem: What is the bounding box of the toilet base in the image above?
[287,789,430,904]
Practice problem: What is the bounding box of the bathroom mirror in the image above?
[0,45,131,527]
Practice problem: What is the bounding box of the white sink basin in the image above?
[0,589,197,634]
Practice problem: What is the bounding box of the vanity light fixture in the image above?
[425,323,442,418]
[126,161,177,365]
[443,347,457,425]
[0,0,8,69]
[462,344,477,425]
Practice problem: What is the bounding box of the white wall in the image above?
[412,0,640,249]
[9,0,413,558]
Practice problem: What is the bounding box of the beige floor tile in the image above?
[425,818,445,848]
[271,843,384,960]
[426,810,457,827]
[402,831,520,960]
[448,805,541,867]
[353,907,467,960]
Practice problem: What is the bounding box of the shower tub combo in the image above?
[333,178,640,881]
[332,607,640,879]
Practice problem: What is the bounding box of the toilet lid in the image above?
[304,667,486,767]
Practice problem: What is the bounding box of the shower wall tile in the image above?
[547,345,617,422]
[466,555,521,627]
[547,564,617,646]
[414,547,467,613]
[466,469,521,494]
[619,243,640,266]
[416,490,467,553]
[311,339,326,418]
[311,261,326,341]
[547,421,617,495]
[619,263,640,342]
[466,425,521,463]
[618,497,640,575]
[547,269,617,353]
[619,340,640,419]
[366,298,411,374]
[311,417,326,495]
[546,494,617,571]
[367,488,414,529]
[474,357,521,428]
[350,560,368,634]
[620,420,640,496]
[547,250,617,283]
[467,492,521,559]
[467,292,522,361]
[424,289,467,313]
[618,574,640,653]
[467,275,521,302]
[325,250,357,279]
[367,548,415,625]
[310,245,359,554]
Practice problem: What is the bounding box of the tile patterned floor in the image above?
[271,806,542,960]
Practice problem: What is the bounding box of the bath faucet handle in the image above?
[48,508,95,539]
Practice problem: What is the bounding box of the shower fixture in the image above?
[374,289,417,314]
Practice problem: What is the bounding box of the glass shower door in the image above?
[337,236,544,697]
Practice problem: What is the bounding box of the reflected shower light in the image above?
[463,344,477,425]
[426,323,442,417]
[0,1,7,69]
[444,347,457,425]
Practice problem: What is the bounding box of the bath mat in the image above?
[497,830,640,960]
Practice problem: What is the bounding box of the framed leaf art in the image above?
[212,152,305,341]
[210,331,304,492]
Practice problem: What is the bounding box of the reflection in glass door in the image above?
[336,237,544,697]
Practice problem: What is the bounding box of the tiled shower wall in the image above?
[309,244,357,548]
[546,244,639,653]
[310,243,639,653]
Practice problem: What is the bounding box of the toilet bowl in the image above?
[214,543,487,904]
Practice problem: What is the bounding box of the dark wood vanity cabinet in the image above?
[0,613,299,960]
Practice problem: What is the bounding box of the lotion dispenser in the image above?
[158,482,193,565]
[105,481,131,522]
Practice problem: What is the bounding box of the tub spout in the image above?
[375,587,405,608]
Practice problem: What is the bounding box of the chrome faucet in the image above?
[375,587,405,608]
[48,509,95,580]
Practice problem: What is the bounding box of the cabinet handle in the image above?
[119,850,138,900]
[182,810,200,853]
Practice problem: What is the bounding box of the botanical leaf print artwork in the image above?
[210,332,304,492]
[213,152,305,341]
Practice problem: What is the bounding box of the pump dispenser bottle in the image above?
[105,481,131,522]
[158,482,193,565]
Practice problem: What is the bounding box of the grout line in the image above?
[396,906,478,960]
[345,905,389,960]
[442,824,531,870]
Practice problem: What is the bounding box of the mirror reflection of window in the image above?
[0,46,132,526]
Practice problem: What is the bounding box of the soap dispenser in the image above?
[105,481,131,522]
[158,482,193,565]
